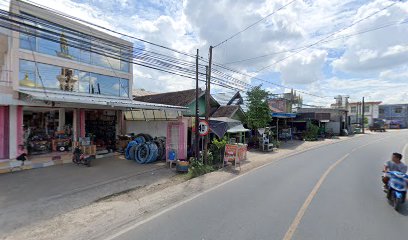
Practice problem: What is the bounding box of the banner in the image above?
[224,144,247,163]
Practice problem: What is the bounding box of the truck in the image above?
[369,119,386,132]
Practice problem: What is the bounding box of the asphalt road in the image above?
[111,131,408,240]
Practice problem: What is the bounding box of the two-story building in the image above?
[0,0,183,167]
[348,101,381,126]
[379,104,408,129]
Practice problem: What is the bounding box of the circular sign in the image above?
[198,120,210,136]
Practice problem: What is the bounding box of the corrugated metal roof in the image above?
[18,87,186,111]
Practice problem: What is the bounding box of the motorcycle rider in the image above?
[382,153,407,193]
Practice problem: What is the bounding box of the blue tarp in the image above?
[272,113,296,118]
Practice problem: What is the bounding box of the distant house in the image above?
[379,104,408,128]
[211,105,246,122]
[296,108,349,135]
[348,101,381,126]
[134,88,219,117]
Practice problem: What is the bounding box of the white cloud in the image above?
[332,0,408,73]
[8,0,408,106]
[278,49,327,84]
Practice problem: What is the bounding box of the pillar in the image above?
[79,109,85,138]
[9,105,23,159]
[58,108,65,131]
[0,106,9,159]
[73,109,77,142]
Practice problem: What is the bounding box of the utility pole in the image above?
[362,97,365,134]
[195,49,200,160]
[203,46,213,164]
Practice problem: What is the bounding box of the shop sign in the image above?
[224,144,247,163]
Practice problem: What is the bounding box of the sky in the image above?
[3,0,408,106]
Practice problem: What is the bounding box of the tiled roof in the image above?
[134,89,204,107]
[211,105,240,118]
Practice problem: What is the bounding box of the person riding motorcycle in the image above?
[382,153,407,193]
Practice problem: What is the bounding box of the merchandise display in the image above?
[85,110,117,151]
[125,134,166,164]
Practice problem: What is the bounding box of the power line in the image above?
[221,19,408,65]
[256,0,399,73]
[213,0,296,48]
[17,0,199,59]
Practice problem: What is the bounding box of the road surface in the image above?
[109,131,408,240]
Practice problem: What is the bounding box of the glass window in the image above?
[91,73,119,96]
[38,37,60,57]
[395,107,402,114]
[20,33,37,51]
[350,106,357,113]
[121,59,130,72]
[78,71,91,93]
[37,62,61,89]
[119,79,129,97]
[19,60,37,87]
[379,108,384,114]
[120,50,130,72]
[364,106,370,113]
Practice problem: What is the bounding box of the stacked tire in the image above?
[125,134,166,164]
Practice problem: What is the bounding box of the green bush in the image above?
[189,157,214,178]
[304,121,319,141]
[209,137,228,165]
[272,139,280,148]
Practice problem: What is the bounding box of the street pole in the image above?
[203,46,213,164]
[362,97,365,134]
[195,49,200,160]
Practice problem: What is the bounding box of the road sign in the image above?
[198,120,210,136]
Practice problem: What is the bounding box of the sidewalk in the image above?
[0,155,176,237]
[1,136,360,240]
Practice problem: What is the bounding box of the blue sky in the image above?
[4,0,408,106]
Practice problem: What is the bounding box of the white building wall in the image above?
[126,121,170,138]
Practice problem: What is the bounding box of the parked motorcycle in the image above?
[384,171,408,211]
[72,146,94,167]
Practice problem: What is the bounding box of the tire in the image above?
[393,197,400,211]
[135,143,150,164]
[129,144,138,161]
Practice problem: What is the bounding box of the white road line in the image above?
[282,134,396,240]
[103,134,394,240]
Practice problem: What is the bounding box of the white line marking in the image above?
[282,134,397,240]
[103,134,391,240]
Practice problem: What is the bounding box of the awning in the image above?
[124,109,182,121]
[209,117,241,138]
[18,87,186,111]
[227,124,250,133]
[272,112,296,118]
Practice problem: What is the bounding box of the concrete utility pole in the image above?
[203,46,213,164]
[195,49,200,160]
[362,97,365,134]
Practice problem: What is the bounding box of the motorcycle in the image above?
[72,146,94,167]
[384,171,408,211]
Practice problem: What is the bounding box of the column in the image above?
[0,106,9,159]
[73,109,78,142]
[9,105,23,159]
[58,108,65,131]
[79,109,85,138]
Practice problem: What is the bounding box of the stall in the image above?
[271,112,296,141]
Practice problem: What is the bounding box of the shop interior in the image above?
[23,107,73,155]
[85,110,117,152]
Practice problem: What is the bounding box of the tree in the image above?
[364,117,369,127]
[246,85,271,129]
